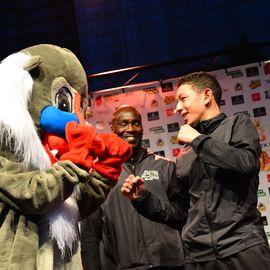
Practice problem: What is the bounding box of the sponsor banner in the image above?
[89,61,270,241]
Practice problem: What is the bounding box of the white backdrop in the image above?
[87,60,270,242]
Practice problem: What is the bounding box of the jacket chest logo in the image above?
[141,170,159,181]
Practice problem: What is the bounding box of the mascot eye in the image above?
[29,66,40,79]
[55,87,72,112]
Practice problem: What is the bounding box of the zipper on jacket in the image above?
[204,193,219,257]
[124,160,153,267]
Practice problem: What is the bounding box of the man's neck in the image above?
[201,107,221,122]
[129,146,144,161]
[130,148,139,160]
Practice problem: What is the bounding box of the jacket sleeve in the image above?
[80,208,103,270]
[77,170,113,220]
[80,206,118,270]
[0,156,89,215]
[192,113,261,177]
[132,161,189,231]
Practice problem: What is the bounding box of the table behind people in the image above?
[80,105,184,270]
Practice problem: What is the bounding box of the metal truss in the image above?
[87,41,270,92]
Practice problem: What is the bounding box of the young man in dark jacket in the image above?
[80,105,185,269]
[121,72,270,270]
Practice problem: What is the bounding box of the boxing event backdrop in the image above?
[87,61,270,242]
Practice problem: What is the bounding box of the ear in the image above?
[23,55,42,71]
[203,88,213,106]
[109,121,113,131]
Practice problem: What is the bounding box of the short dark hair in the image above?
[111,105,141,123]
[177,71,222,105]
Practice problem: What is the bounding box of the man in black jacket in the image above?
[80,105,184,269]
[121,72,270,270]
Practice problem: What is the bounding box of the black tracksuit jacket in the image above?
[133,113,268,263]
[81,147,184,269]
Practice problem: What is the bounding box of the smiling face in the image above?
[111,106,143,151]
[174,72,223,125]
[175,83,209,125]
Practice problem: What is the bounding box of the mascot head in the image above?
[0,44,88,170]
[21,44,88,130]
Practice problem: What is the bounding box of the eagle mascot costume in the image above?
[0,44,131,269]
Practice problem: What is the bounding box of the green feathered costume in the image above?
[0,44,130,270]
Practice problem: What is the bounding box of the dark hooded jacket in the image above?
[81,147,184,269]
[132,113,267,263]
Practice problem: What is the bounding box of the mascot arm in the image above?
[92,133,132,181]
[62,122,132,181]
[0,156,89,215]
[77,170,114,220]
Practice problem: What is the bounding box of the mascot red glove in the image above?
[60,121,105,170]
[58,121,132,182]
[92,133,132,181]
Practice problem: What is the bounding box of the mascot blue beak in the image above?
[40,105,79,137]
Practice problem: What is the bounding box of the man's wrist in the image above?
[133,190,149,202]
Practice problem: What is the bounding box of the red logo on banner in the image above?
[267,174,270,182]
[251,93,261,101]
[264,62,270,75]
[172,148,181,157]
[166,108,174,116]
[95,96,102,106]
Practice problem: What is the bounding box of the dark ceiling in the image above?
[1,0,270,91]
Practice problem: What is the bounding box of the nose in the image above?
[174,101,182,114]
[126,123,135,132]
